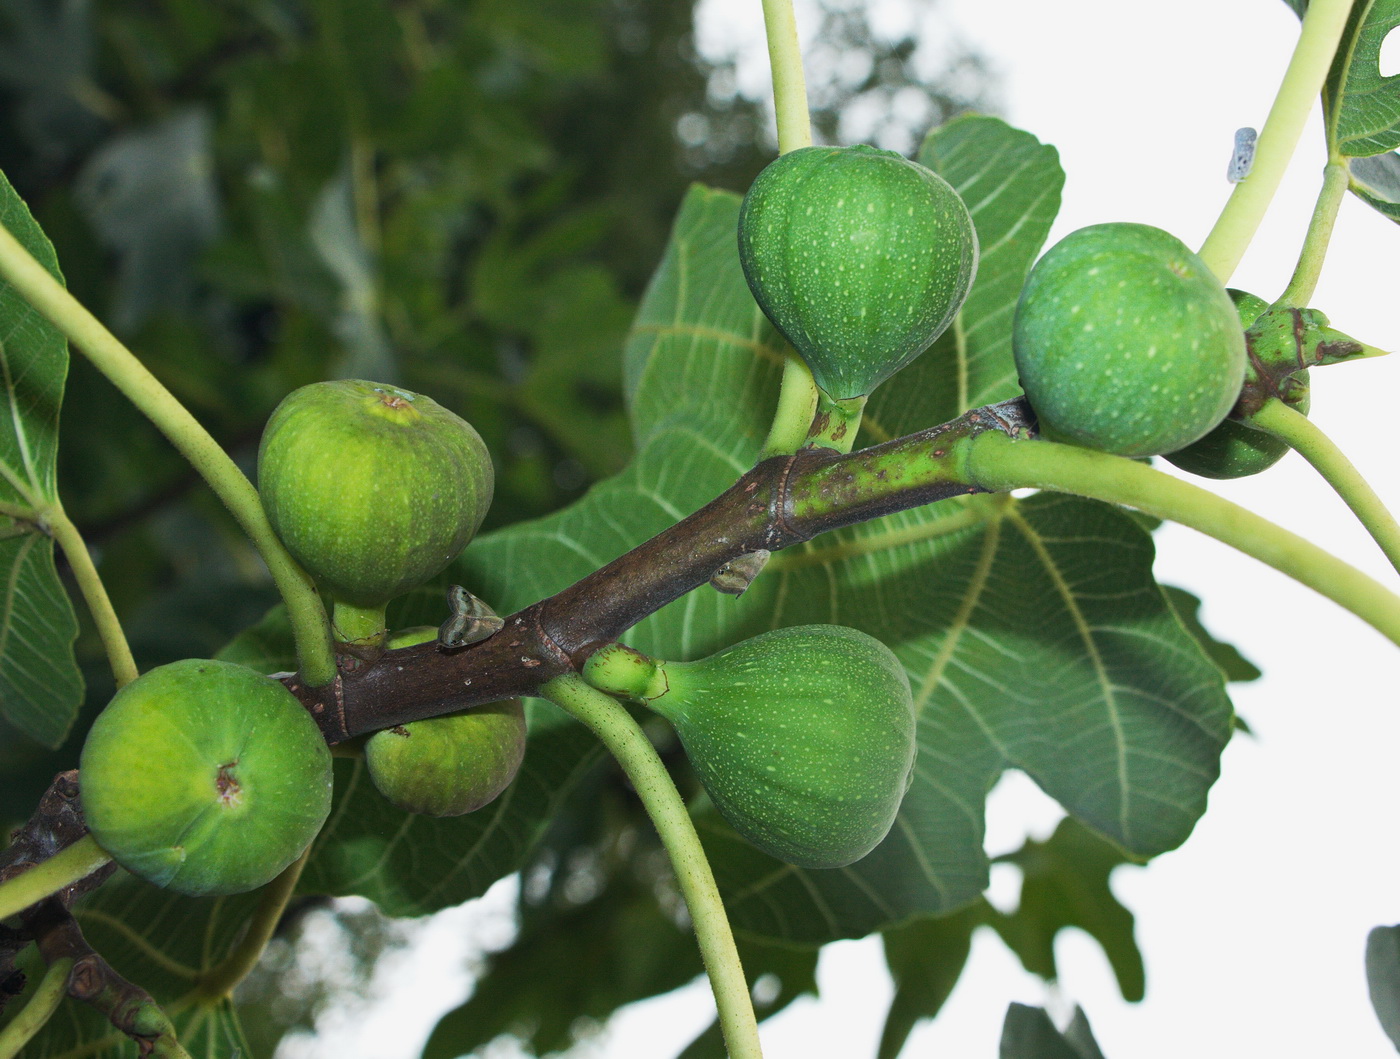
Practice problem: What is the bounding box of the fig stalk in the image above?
[539,674,764,1059]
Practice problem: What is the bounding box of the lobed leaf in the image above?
[992,817,1145,1002]
[0,169,82,747]
[1367,924,1400,1049]
[1000,1003,1107,1059]
[487,149,1232,947]
[1348,151,1400,222]
[1326,0,1400,158]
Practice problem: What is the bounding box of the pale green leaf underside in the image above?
[0,168,82,747]
[474,139,1231,946]
[1348,151,1400,221]
[1330,0,1400,157]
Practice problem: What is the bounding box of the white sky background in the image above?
[282,2,1400,1057]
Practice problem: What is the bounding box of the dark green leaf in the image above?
[1367,924,1400,1050]
[423,870,698,1059]
[1160,586,1262,683]
[993,818,1145,1002]
[1001,1003,1107,1059]
[1349,152,1400,222]
[1328,1,1400,157]
[299,725,602,917]
[0,168,82,748]
[18,871,259,1057]
[1064,1008,1109,1059]
[878,902,989,1059]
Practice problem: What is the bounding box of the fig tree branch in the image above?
[298,399,1025,742]
[21,899,191,1059]
[295,395,1400,744]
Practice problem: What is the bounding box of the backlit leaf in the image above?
[0,168,82,748]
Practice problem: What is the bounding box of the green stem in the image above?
[1196,0,1355,282]
[0,222,336,687]
[0,957,71,1059]
[48,506,137,687]
[191,846,311,1001]
[1250,398,1400,575]
[761,352,821,459]
[0,835,111,922]
[331,600,389,648]
[965,432,1400,647]
[761,0,812,154]
[1277,157,1350,306]
[539,675,763,1059]
[806,391,866,454]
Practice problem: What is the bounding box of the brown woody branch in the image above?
[295,398,1034,742]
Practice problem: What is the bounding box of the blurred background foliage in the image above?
[1,0,992,1052]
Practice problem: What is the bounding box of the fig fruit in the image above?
[1013,222,1246,457]
[79,659,333,896]
[584,625,917,869]
[1164,289,1308,480]
[738,144,978,400]
[258,380,494,608]
[364,699,526,817]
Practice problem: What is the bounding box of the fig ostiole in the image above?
[258,380,494,611]
[79,659,333,896]
[583,626,917,869]
[1013,222,1246,458]
[739,144,978,401]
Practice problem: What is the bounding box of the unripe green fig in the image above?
[80,659,333,896]
[1165,289,1308,479]
[738,144,978,400]
[585,625,917,869]
[1013,222,1246,457]
[258,380,494,608]
[364,699,526,817]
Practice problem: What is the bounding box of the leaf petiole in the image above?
[539,674,763,1059]
[965,431,1400,648]
[0,956,72,1059]
[0,221,337,687]
[0,834,111,922]
[1249,397,1400,575]
[1196,0,1356,282]
[49,506,137,687]
[1277,157,1350,306]
[760,0,813,154]
[760,351,821,459]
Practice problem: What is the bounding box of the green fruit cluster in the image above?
[1164,289,1309,480]
[258,380,494,608]
[80,659,333,896]
[586,625,917,869]
[1013,222,1246,458]
[739,144,978,400]
[362,626,527,817]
